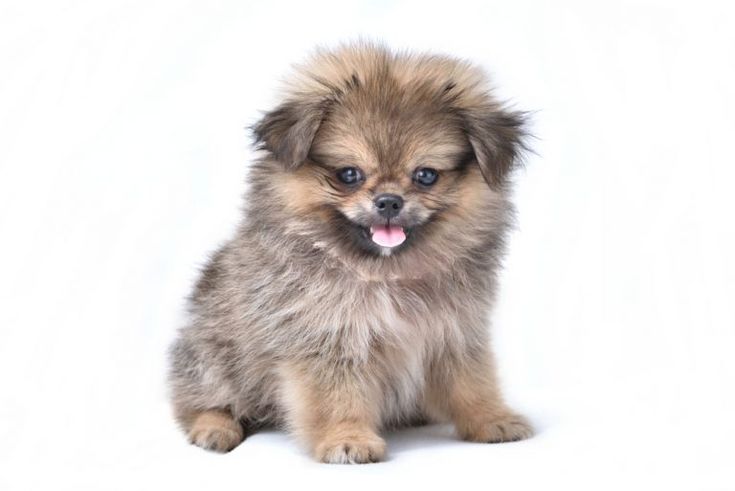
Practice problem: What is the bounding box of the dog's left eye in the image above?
[413,167,439,186]
[336,167,364,185]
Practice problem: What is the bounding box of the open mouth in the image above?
[368,224,406,248]
[333,210,415,254]
[353,223,410,251]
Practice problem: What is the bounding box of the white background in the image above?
[1,1,734,489]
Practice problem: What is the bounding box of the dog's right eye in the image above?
[336,167,364,186]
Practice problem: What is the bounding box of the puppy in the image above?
[168,43,532,463]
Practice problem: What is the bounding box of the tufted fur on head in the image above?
[253,43,528,186]
[168,42,533,463]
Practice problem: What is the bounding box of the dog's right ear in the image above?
[252,99,326,170]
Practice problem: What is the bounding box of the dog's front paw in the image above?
[315,430,386,464]
[188,409,244,452]
[461,413,534,443]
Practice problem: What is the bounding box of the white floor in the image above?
[3,392,733,490]
[2,1,734,490]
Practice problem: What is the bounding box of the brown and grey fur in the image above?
[168,43,532,463]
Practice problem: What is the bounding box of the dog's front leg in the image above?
[427,347,534,443]
[278,359,385,464]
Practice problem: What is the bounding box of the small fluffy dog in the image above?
[168,43,532,463]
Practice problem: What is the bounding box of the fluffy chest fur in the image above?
[266,262,483,424]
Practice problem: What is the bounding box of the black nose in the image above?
[374,193,404,219]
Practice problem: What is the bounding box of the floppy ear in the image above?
[463,107,528,187]
[252,99,327,169]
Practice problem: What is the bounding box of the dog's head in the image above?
[252,44,527,265]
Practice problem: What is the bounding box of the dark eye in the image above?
[413,167,439,186]
[336,167,364,185]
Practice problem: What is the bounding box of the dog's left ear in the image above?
[462,107,528,187]
[252,98,326,169]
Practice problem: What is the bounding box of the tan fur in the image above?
[188,409,244,452]
[168,42,532,463]
[279,361,385,463]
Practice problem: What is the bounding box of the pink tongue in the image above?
[370,225,406,248]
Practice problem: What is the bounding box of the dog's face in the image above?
[253,46,526,260]
[307,95,477,255]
